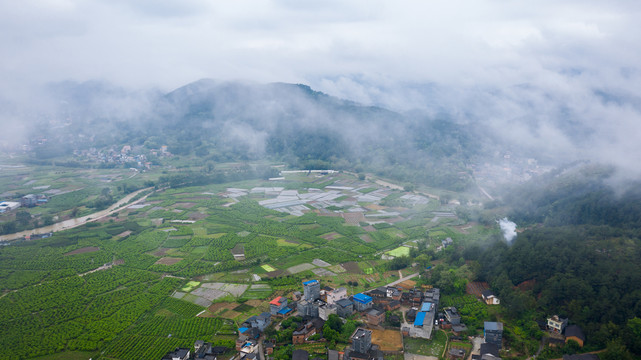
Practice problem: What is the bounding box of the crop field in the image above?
[0,167,478,359]
[261,264,276,272]
[386,246,411,257]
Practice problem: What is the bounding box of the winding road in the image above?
[0,187,154,242]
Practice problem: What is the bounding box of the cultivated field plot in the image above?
[191,288,228,301]
[261,264,277,272]
[320,232,342,240]
[287,263,316,274]
[200,282,249,297]
[312,268,337,277]
[341,261,362,274]
[328,264,346,273]
[181,281,200,292]
[183,293,213,307]
[466,281,490,297]
[242,284,273,299]
[370,329,403,351]
[342,212,366,225]
[172,202,197,209]
[64,246,101,256]
[386,246,411,257]
[155,257,182,265]
[151,248,171,256]
[172,291,187,299]
[312,258,331,267]
[359,234,373,242]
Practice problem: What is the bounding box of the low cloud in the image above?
[498,218,518,243]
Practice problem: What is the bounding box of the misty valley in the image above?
[1,80,641,360]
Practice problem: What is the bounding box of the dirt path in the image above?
[0,187,154,242]
[385,272,419,287]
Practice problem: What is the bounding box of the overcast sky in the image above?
[1,1,639,94]
[2,0,641,177]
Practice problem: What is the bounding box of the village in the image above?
[161,273,593,360]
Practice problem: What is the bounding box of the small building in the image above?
[351,328,372,353]
[162,348,191,360]
[565,325,586,347]
[292,291,302,301]
[336,298,354,318]
[242,312,271,332]
[303,280,321,301]
[479,342,500,358]
[293,321,317,344]
[444,307,461,325]
[319,303,338,320]
[547,315,569,333]
[264,341,274,355]
[21,194,38,207]
[452,324,468,335]
[385,300,401,312]
[414,312,427,327]
[366,308,385,326]
[297,300,318,318]
[448,348,466,359]
[484,322,504,348]
[269,296,288,315]
[482,290,500,305]
[353,293,373,312]
[369,287,387,298]
[328,349,342,360]
[0,201,21,212]
[326,287,348,304]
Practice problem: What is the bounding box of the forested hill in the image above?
[473,165,641,355]
[30,80,492,191]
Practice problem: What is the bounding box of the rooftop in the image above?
[414,311,427,326]
[484,322,504,331]
[303,280,319,285]
[353,293,373,304]
[270,296,286,306]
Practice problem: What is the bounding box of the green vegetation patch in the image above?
[181,281,201,292]
[261,264,276,272]
[386,246,411,257]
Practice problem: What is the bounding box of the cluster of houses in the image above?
[73,144,163,169]
[234,279,390,360]
[161,340,229,360]
[0,194,48,214]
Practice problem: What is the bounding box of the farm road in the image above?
[0,187,154,242]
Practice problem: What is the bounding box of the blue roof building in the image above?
[420,302,432,312]
[414,312,427,327]
[353,293,373,311]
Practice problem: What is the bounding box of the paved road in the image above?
[386,272,420,287]
[0,187,154,242]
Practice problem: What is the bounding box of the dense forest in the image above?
[470,165,641,356]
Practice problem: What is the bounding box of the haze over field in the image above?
[2,1,641,180]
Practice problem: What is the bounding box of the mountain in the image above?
[26,79,494,191]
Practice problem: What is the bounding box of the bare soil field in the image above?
[64,246,100,256]
[397,279,417,290]
[246,299,264,307]
[341,261,362,274]
[151,248,170,257]
[155,257,182,265]
[466,282,489,297]
[188,212,208,220]
[116,230,132,237]
[370,328,403,351]
[363,225,377,232]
